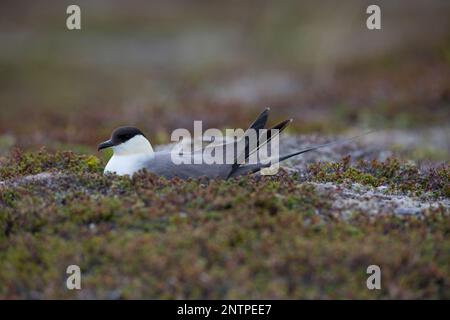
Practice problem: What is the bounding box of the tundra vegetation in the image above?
[0,149,448,298]
[0,1,449,299]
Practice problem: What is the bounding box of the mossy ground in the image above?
[0,1,449,299]
[0,150,448,299]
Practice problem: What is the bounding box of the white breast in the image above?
[104,134,155,176]
[104,154,154,176]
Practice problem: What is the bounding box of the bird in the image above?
[98,108,367,179]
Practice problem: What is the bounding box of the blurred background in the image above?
[0,0,449,162]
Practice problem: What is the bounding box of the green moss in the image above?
[308,156,449,198]
[0,148,104,180]
[0,150,449,299]
[0,189,18,208]
[83,155,102,171]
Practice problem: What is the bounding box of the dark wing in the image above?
[147,108,272,179]
[227,118,292,178]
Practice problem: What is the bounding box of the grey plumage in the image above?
[144,151,233,179]
[144,108,272,179]
[100,108,371,179]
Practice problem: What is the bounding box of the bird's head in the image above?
[98,126,153,155]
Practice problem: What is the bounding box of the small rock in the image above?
[394,207,422,215]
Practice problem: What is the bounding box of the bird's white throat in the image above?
[104,135,155,176]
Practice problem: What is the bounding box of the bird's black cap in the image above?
[98,126,146,151]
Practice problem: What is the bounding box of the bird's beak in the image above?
[98,139,114,151]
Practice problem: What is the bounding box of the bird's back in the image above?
[144,151,233,179]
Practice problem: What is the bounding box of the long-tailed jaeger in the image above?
[98,108,366,179]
